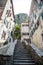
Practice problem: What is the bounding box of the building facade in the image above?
[29,0,43,50]
[0,0,14,46]
[21,22,29,42]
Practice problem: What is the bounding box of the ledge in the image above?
[29,44,43,57]
[28,43,43,64]
[0,39,17,65]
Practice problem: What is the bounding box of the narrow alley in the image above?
[0,0,43,65]
[13,40,36,65]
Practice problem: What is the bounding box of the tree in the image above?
[14,24,21,39]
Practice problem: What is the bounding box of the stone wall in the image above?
[31,26,43,50]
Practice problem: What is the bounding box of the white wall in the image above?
[21,23,29,40]
[2,0,13,20]
[31,25,43,50]
[0,0,14,46]
[21,26,29,33]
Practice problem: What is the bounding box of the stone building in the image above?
[29,0,43,50]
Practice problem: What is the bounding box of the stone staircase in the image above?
[13,40,36,65]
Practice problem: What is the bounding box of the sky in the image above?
[13,0,32,16]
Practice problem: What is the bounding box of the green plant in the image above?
[14,24,21,39]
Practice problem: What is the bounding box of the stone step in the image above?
[13,56,32,59]
[13,59,35,63]
[13,62,35,65]
[13,40,36,65]
[14,49,29,53]
[14,52,28,55]
[14,54,31,57]
[14,52,31,56]
[13,57,34,60]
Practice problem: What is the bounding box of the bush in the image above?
[14,24,21,39]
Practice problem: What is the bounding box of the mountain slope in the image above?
[14,13,29,24]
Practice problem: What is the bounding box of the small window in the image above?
[35,24,38,30]
[29,26,31,30]
[11,18,12,21]
[31,22,33,27]
[6,10,11,17]
[37,20,39,27]
[31,30,33,36]
[38,2,42,9]
[41,33,43,41]
[33,28,35,32]
[22,33,29,35]
[34,13,37,19]
[32,20,34,24]
[41,12,43,20]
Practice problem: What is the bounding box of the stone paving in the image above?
[13,40,36,65]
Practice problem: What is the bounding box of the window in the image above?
[31,23,33,27]
[31,30,34,36]
[32,30,33,35]
[6,10,11,17]
[22,24,29,26]
[32,20,34,24]
[41,12,43,20]
[32,29,34,35]
[37,21,39,26]
[35,21,39,30]
[35,24,38,30]
[33,28,35,32]
[22,33,29,35]
[34,13,37,19]
[38,2,42,9]
[29,26,31,30]
[31,21,33,27]
[41,33,43,41]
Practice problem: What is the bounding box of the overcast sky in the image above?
[13,0,32,16]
